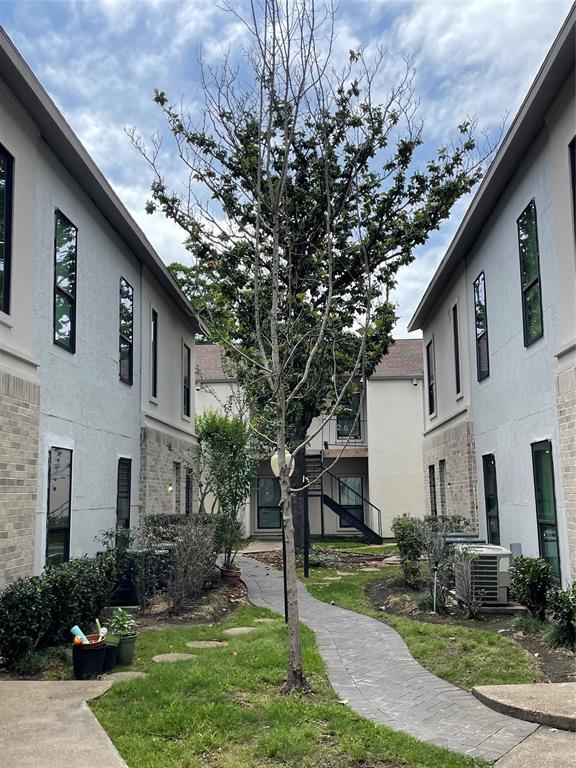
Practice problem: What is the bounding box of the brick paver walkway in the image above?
[239,554,538,762]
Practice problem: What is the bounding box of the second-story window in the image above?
[473,272,489,381]
[426,338,436,416]
[151,308,158,399]
[452,303,461,396]
[569,138,575,239]
[119,278,133,384]
[337,392,361,439]
[182,342,191,418]
[517,199,543,346]
[0,143,14,315]
[54,210,77,352]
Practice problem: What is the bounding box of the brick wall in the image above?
[140,425,198,517]
[422,420,478,529]
[557,364,576,580]
[0,371,40,587]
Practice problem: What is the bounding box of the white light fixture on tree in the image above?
[270,450,295,477]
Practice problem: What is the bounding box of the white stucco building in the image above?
[409,7,576,585]
[196,340,425,540]
[0,28,202,586]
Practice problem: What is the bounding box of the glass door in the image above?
[46,447,72,565]
[338,476,364,527]
[532,441,561,584]
[258,478,281,529]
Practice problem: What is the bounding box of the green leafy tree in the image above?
[131,0,489,691]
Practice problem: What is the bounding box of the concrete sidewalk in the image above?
[239,553,537,762]
[0,680,127,768]
[495,726,576,767]
[474,682,576,731]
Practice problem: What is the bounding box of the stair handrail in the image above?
[323,469,382,537]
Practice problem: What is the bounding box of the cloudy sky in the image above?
[0,0,572,336]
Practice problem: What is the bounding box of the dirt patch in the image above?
[136,581,247,629]
[366,575,576,684]
[244,548,395,570]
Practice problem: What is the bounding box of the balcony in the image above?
[321,417,367,449]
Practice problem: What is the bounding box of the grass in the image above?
[92,604,488,768]
[311,536,397,556]
[304,565,540,690]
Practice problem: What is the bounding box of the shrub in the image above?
[546,582,576,649]
[0,576,54,663]
[450,545,483,619]
[167,516,218,613]
[510,557,552,620]
[0,554,117,666]
[392,515,423,588]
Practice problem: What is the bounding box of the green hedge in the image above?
[0,554,117,665]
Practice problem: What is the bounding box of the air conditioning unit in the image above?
[454,544,512,605]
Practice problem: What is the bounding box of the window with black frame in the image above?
[119,278,133,384]
[336,392,361,440]
[482,454,500,546]
[151,309,158,398]
[428,465,437,516]
[517,200,544,346]
[53,211,77,351]
[532,441,561,585]
[116,458,132,530]
[338,476,364,527]
[0,143,14,315]
[183,342,191,418]
[570,138,576,238]
[473,272,490,381]
[426,339,436,415]
[46,447,72,565]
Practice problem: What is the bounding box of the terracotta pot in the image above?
[220,566,242,585]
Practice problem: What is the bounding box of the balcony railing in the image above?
[322,417,367,448]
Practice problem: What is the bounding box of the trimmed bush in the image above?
[392,515,423,588]
[546,582,576,649]
[510,556,552,620]
[0,554,117,666]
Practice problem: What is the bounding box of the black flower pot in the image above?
[103,643,119,671]
[72,642,107,680]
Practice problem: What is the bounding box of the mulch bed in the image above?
[136,581,248,629]
[243,548,394,570]
[366,574,576,684]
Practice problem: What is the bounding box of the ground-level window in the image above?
[46,447,72,565]
[428,464,437,516]
[438,459,447,515]
[116,458,131,530]
[532,441,561,584]
[172,462,181,514]
[0,143,14,315]
[338,476,364,527]
[257,478,281,528]
[185,467,194,515]
[482,454,500,546]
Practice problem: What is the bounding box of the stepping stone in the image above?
[359,567,380,572]
[106,671,148,681]
[152,653,197,663]
[254,618,276,623]
[322,576,343,581]
[336,571,355,576]
[186,640,228,649]
[223,626,256,635]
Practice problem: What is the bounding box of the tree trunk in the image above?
[279,470,307,692]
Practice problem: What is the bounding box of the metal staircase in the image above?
[304,453,383,544]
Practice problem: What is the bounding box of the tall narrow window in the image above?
[257,478,281,529]
[54,210,77,351]
[172,461,181,514]
[532,441,561,584]
[337,392,361,440]
[0,144,14,315]
[428,465,437,516]
[482,454,500,546]
[452,304,461,396]
[182,342,191,418]
[151,309,158,399]
[426,339,436,415]
[473,272,489,381]
[119,278,133,384]
[116,458,132,530]
[185,468,194,515]
[46,447,72,565]
[569,138,576,239]
[438,459,447,515]
[517,200,544,346]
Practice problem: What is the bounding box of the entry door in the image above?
[258,478,281,529]
[532,441,561,584]
[338,476,364,527]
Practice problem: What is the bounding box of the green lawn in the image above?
[92,604,487,768]
[311,536,397,556]
[305,565,540,690]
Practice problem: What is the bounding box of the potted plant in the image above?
[219,514,244,584]
[108,608,137,665]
